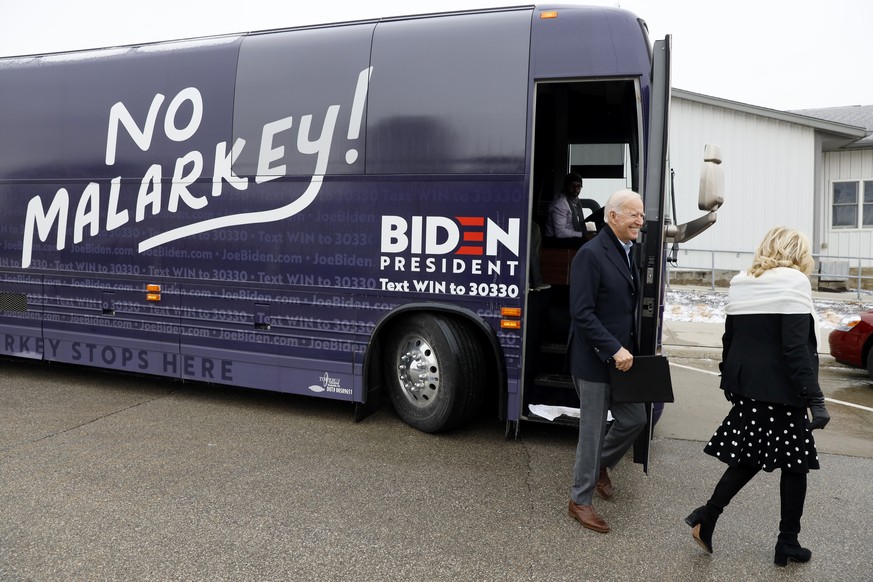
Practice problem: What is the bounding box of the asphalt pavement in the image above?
[0,299,871,581]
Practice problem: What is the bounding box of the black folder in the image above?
[608,355,674,403]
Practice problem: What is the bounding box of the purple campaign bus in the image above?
[0,5,721,458]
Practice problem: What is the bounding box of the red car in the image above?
[829,310,873,379]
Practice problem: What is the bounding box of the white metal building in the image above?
[669,89,871,275]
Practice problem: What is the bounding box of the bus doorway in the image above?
[524,78,643,425]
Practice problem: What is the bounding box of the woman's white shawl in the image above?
[725,267,820,347]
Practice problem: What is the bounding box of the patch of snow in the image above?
[664,287,873,330]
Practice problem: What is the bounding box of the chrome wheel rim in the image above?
[394,336,440,408]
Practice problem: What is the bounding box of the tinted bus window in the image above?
[233,24,375,178]
[0,40,239,180]
[367,10,530,174]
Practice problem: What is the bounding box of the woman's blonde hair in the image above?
[748,226,814,277]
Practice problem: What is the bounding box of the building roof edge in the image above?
[673,88,868,141]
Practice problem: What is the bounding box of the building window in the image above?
[832,180,873,228]
[865,181,873,227]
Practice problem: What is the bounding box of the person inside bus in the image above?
[544,173,596,246]
[684,226,829,566]
[566,188,646,534]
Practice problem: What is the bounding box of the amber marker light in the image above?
[540,10,558,19]
[145,284,162,302]
[501,306,522,329]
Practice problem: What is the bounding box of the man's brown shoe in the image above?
[568,501,610,533]
[596,467,614,499]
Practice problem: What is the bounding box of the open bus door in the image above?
[632,36,672,474]
[519,29,722,453]
[521,35,674,441]
[633,36,725,472]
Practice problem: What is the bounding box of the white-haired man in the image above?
[566,188,647,533]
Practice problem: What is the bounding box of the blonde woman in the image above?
[684,226,830,566]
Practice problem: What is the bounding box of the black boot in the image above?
[685,505,718,554]
[686,464,758,555]
[775,470,811,567]
[774,539,812,566]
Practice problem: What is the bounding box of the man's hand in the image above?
[612,347,633,371]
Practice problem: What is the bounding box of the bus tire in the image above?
[383,313,486,433]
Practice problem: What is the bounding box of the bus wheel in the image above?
[383,313,485,433]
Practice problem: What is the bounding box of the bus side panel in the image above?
[0,12,532,414]
[0,39,241,376]
[168,175,525,402]
[177,282,364,401]
[365,9,532,418]
[132,24,379,400]
[41,275,181,374]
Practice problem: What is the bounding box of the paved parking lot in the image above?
[1,354,871,581]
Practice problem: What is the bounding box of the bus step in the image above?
[533,373,573,390]
[525,414,578,427]
[540,342,566,355]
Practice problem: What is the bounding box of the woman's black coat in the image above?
[719,313,821,407]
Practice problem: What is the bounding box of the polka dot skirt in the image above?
[704,396,820,473]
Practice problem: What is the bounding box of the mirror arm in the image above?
[665,211,717,243]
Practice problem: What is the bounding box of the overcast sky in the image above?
[1,0,869,112]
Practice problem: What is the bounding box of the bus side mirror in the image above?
[665,143,724,243]
[698,143,724,212]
